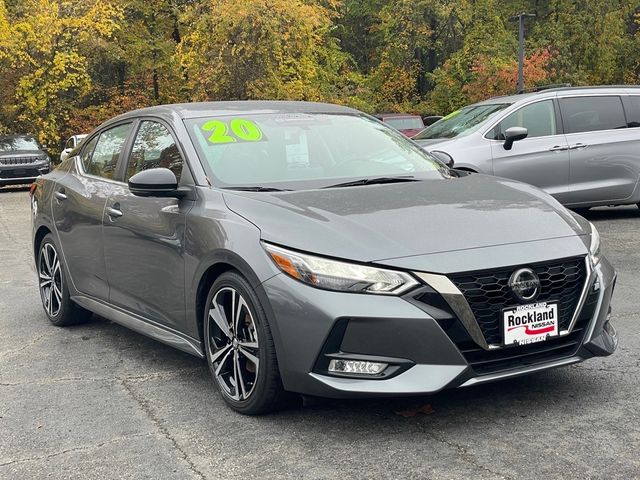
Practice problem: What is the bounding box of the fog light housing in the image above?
[328,359,387,375]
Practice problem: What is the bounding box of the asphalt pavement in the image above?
[0,186,638,479]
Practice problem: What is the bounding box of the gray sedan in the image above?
[414,86,640,210]
[31,101,617,414]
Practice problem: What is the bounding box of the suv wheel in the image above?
[37,234,91,326]
[204,271,291,414]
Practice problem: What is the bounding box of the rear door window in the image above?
[85,124,132,180]
[492,100,557,140]
[559,96,626,134]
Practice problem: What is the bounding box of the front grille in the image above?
[0,156,42,166]
[455,286,599,374]
[448,257,587,345]
[0,168,40,179]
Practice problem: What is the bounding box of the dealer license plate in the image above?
[502,302,559,346]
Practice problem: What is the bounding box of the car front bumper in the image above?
[262,256,617,399]
[0,163,50,186]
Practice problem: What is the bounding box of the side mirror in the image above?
[129,168,180,197]
[503,127,528,150]
[429,150,454,168]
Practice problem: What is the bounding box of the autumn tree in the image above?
[176,0,356,102]
[0,0,122,146]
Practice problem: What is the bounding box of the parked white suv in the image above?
[413,86,640,210]
[59,134,87,162]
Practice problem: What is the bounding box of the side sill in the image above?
[71,295,204,359]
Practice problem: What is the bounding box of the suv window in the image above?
[560,96,626,134]
[86,124,132,179]
[493,100,557,140]
[624,96,640,128]
[126,121,183,182]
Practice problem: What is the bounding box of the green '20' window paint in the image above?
[201,118,265,144]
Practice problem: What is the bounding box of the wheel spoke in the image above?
[238,345,259,367]
[230,289,237,335]
[43,247,52,273]
[47,286,53,315]
[209,307,232,340]
[39,271,51,281]
[211,344,232,364]
[238,340,258,349]
[235,352,247,399]
[232,351,241,400]
[214,347,233,376]
[235,296,249,336]
[53,283,62,306]
[40,279,52,288]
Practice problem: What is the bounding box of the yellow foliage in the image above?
[0,0,123,145]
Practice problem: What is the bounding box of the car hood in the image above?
[223,174,588,264]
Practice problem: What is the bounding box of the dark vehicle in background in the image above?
[422,115,443,127]
[0,135,51,187]
[375,113,425,137]
[31,101,616,415]
[412,86,640,211]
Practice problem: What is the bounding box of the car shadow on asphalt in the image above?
[81,314,602,426]
[576,205,639,221]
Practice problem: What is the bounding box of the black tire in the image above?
[203,271,291,415]
[37,234,91,326]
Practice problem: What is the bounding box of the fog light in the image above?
[328,359,387,375]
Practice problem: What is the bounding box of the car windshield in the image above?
[186,113,447,189]
[383,117,424,130]
[413,103,511,140]
[0,136,41,152]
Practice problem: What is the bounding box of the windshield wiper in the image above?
[322,176,420,189]
[222,186,292,192]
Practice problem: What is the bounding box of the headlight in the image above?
[263,243,418,295]
[588,222,601,265]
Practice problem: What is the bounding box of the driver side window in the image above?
[125,121,184,183]
[493,100,557,140]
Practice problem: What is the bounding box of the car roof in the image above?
[108,101,362,124]
[469,85,640,108]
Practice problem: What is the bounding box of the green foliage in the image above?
[0,0,639,147]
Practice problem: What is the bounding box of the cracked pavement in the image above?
[1,186,639,479]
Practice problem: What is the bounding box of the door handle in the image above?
[54,190,67,201]
[106,206,123,218]
[569,143,587,150]
[549,145,569,152]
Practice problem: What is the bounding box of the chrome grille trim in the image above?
[414,256,593,351]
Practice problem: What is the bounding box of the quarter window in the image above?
[624,96,640,128]
[80,136,98,171]
[559,96,626,134]
[86,124,132,179]
[126,121,183,183]
[493,100,557,140]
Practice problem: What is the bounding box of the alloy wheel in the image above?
[39,243,63,317]
[207,287,260,401]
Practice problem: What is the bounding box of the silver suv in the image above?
[413,86,640,210]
